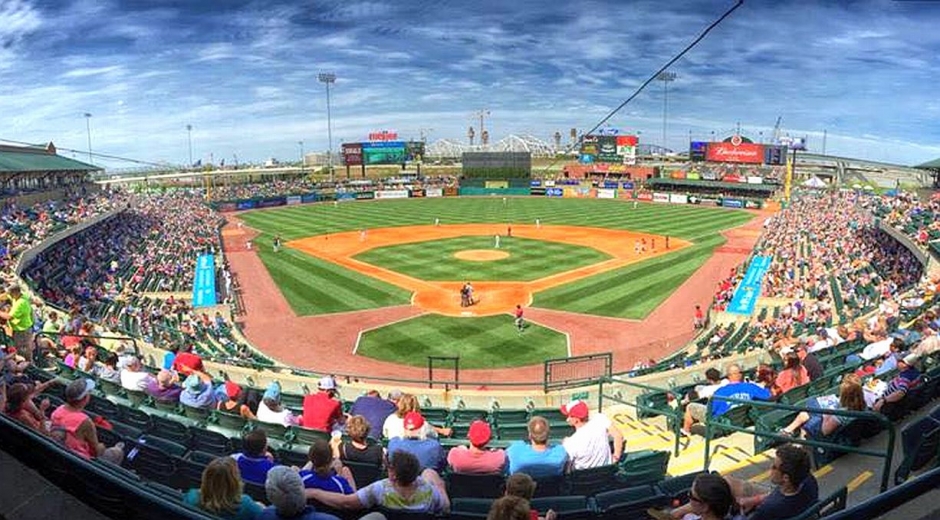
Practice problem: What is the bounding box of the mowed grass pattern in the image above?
[238,198,753,317]
[357,314,568,369]
[354,236,610,281]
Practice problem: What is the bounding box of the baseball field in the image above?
[234,197,753,369]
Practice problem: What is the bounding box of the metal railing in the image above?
[599,375,685,457]
[702,395,897,492]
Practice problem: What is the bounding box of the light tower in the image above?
[317,72,336,182]
[656,71,676,152]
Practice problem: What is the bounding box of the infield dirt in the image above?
[287,224,690,317]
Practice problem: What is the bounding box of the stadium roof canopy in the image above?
[0,143,101,173]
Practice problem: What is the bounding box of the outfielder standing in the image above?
[514,304,525,332]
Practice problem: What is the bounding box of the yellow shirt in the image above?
[10,296,33,332]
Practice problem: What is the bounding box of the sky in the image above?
[2,0,940,169]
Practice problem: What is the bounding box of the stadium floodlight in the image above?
[186,124,193,167]
[318,72,336,182]
[298,140,304,172]
[84,112,93,165]
[656,71,676,152]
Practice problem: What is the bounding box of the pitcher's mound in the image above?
[454,249,510,261]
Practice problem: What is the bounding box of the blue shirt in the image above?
[387,437,445,472]
[181,384,216,409]
[709,382,771,417]
[163,351,176,370]
[349,396,397,437]
[231,453,276,485]
[505,441,568,479]
[299,469,354,494]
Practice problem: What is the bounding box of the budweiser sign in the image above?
[368,131,398,141]
[706,142,764,164]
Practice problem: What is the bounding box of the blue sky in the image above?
[2,0,939,168]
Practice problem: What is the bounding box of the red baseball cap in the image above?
[224,380,242,400]
[468,420,492,447]
[560,400,590,420]
[404,411,425,431]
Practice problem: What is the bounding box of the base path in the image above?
[223,212,766,384]
[289,224,690,317]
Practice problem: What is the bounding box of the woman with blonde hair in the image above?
[183,457,262,519]
[381,394,450,440]
[333,414,384,467]
[780,374,866,439]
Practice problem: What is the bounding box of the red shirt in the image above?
[301,391,343,431]
[515,308,523,319]
[172,352,204,375]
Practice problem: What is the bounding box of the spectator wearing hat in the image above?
[231,428,276,486]
[172,345,205,376]
[446,420,506,474]
[146,369,182,402]
[181,371,217,409]
[305,451,449,516]
[873,353,921,419]
[51,378,120,460]
[560,400,624,470]
[217,380,258,420]
[299,439,355,494]
[387,411,445,472]
[261,466,341,520]
[349,389,399,440]
[258,382,299,426]
[301,376,345,433]
[119,356,154,391]
[505,416,568,479]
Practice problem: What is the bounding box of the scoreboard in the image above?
[764,145,787,165]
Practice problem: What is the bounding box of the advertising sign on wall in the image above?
[546,187,564,197]
[669,194,688,204]
[192,254,217,308]
[443,187,459,197]
[375,190,409,199]
[597,136,620,163]
[727,256,772,315]
[706,141,764,163]
[409,189,425,198]
[425,188,443,197]
[652,192,670,203]
[362,141,407,165]
[721,198,744,208]
[637,192,654,201]
[286,195,302,205]
[597,188,617,199]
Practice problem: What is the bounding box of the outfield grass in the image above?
[533,234,725,318]
[239,198,753,316]
[356,314,568,369]
[354,236,610,281]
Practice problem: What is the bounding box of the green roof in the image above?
[649,177,778,193]
[915,157,940,169]
[0,144,101,173]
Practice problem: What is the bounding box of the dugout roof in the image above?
[0,143,101,173]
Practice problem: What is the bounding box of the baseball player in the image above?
[514,305,525,332]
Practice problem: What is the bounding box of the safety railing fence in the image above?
[703,395,897,492]
[599,375,685,457]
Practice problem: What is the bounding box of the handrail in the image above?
[702,395,897,492]
[825,465,940,520]
[35,330,140,358]
[600,375,685,457]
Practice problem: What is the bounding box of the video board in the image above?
[579,134,638,164]
[343,141,425,166]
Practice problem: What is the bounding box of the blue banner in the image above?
[236,200,257,210]
[192,254,217,308]
[545,187,564,197]
[621,181,634,189]
[530,180,542,187]
[727,256,772,315]
[603,181,619,189]
[301,193,319,203]
[721,198,744,208]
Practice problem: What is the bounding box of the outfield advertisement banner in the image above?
[485,180,509,189]
[425,188,443,197]
[706,142,764,164]
[546,187,564,197]
[355,191,375,200]
[637,193,653,201]
[375,190,409,199]
[721,198,744,208]
[236,200,257,210]
[530,187,546,196]
[597,188,617,199]
[727,255,772,315]
[443,187,459,196]
[217,202,237,212]
[336,192,357,201]
[286,196,302,205]
[669,194,688,204]
[258,197,287,208]
[192,254,217,308]
[301,193,319,203]
[653,193,670,203]
[409,189,426,198]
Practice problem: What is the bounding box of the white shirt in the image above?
[860,338,892,361]
[256,400,297,426]
[382,414,436,440]
[120,369,152,391]
[563,413,613,470]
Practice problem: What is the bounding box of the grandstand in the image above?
[3,141,940,519]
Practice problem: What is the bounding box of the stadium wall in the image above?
[15,208,124,276]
